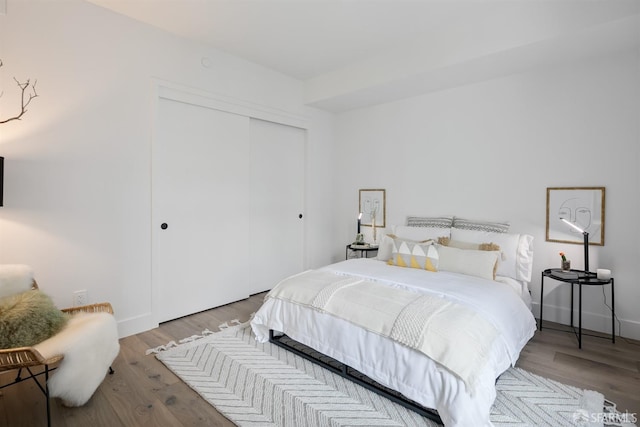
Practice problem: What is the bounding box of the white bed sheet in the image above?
[495,275,533,310]
[251,258,536,427]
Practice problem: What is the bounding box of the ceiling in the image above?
[85,0,640,112]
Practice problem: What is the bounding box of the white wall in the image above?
[0,0,335,336]
[2,0,637,341]
[333,48,640,339]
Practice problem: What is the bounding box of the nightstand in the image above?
[539,268,615,349]
[345,244,378,260]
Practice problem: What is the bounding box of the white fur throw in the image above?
[34,312,120,406]
[0,264,34,298]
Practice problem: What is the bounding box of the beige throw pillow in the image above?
[436,245,500,280]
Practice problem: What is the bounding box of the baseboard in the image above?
[116,312,158,338]
[532,302,640,341]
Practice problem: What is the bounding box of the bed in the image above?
[250,217,537,427]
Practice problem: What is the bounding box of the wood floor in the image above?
[1,293,638,426]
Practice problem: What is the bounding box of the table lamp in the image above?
[561,218,589,273]
[354,213,364,244]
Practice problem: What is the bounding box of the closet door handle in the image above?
[298,214,303,219]
[161,223,168,230]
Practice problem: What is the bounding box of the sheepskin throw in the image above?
[35,312,120,406]
[0,290,69,349]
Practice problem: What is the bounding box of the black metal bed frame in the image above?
[269,330,443,425]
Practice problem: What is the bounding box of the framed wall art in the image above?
[359,189,386,228]
[546,187,605,245]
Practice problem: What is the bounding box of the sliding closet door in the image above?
[153,98,250,322]
[249,118,305,294]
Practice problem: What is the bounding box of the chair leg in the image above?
[1,365,55,426]
[45,364,51,427]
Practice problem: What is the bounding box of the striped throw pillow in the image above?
[387,237,438,272]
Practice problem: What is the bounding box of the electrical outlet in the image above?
[73,290,88,307]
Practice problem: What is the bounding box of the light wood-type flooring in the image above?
[1,292,638,426]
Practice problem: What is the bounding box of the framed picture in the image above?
[546,187,605,245]
[359,189,386,227]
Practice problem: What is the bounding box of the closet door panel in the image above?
[153,98,250,322]
[249,118,305,294]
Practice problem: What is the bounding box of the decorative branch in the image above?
[0,59,39,124]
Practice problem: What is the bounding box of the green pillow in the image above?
[0,290,69,349]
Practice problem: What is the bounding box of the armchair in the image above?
[0,265,119,427]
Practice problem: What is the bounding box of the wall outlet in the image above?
[73,290,88,307]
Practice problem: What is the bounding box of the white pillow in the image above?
[0,264,35,299]
[376,234,395,261]
[436,245,499,281]
[515,234,534,282]
[393,225,451,241]
[450,228,534,282]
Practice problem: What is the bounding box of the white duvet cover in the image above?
[251,258,537,427]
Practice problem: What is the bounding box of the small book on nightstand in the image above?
[350,244,378,249]
[552,270,579,279]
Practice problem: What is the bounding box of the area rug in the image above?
[150,321,631,427]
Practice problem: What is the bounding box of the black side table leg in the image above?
[578,284,582,349]
[570,283,574,328]
[539,273,544,330]
[611,279,615,344]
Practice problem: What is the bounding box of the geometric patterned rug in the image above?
[151,321,630,427]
